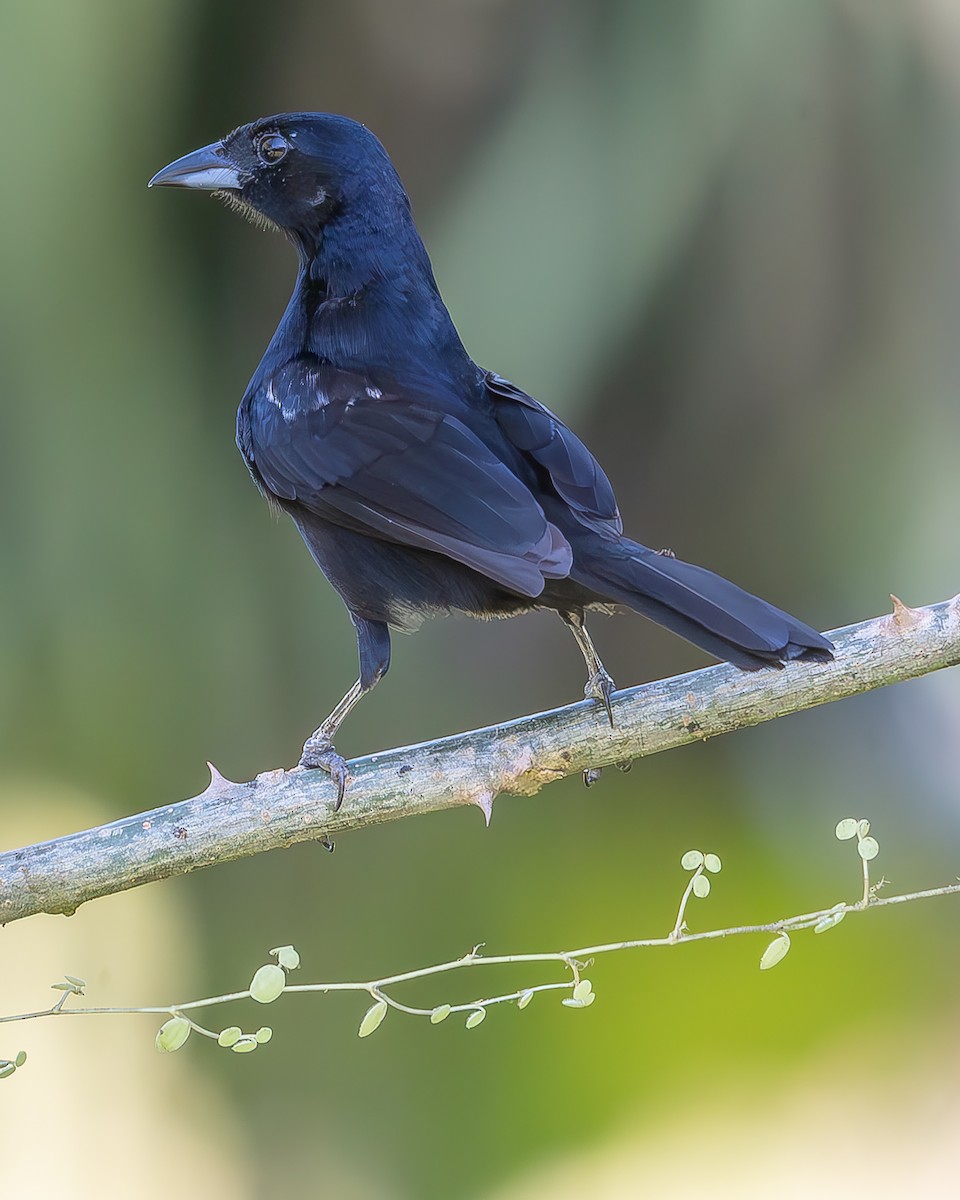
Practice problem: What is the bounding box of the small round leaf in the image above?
[249,964,286,1004]
[572,979,593,1002]
[156,1016,191,1053]
[813,910,846,934]
[703,853,722,874]
[0,1064,15,1080]
[857,836,879,861]
[270,945,301,971]
[254,1027,273,1044]
[835,819,858,841]
[857,819,871,839]
[465,1009,486,1029]
[517,990,534,1010]
[759,933,791,971]
[429,1004,452,1025]
[681,850,704,871]
[217,1026,242,1048]
[692,874,711,899]
[231,1036,259,1054]
[358,999,388,1038]
[14,1052,26,1068]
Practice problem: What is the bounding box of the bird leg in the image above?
[299,680,365,810]
[299,617,392,811]
[560,610,616,727]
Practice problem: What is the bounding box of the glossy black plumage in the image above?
[151,113,833,800]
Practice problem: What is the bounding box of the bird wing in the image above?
[485,372,622,539]
[239,358,572,597]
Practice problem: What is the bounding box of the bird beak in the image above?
[148,142,242,190]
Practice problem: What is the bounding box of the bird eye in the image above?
[256,133,288,165]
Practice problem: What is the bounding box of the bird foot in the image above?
[299,735,349,811]
[584,668,616,727]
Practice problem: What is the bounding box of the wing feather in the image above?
[240,358,572,597]
[486,371,622,539]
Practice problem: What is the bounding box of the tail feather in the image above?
[575,540,833,670]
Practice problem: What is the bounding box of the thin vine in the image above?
[2,817,957,1076]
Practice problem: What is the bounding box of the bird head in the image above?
[149,112,406,243]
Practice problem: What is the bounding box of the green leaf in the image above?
[269,945,301,971]
[217,1026,242,1048]
[813,909,846,934]
[681,850,704,871]
[156,1016,191,1053]
[572,979,593,1002]
[759,934,791,971]
[517,990,534,1010]
[703,853,722,874]
[692,874,711,899]
[857,819,871,839]
[835,819,858,841]
[358,999,388,1038]
[231,1037,259,1054]
[64,975,86,989]
[857,836,879,861]
[465,1009,487,1029]
[254,1027,273,1044]
[14,1052,26,1068]
[249,964,286,1004]
[429,1004,452,1025]
[0,1064,15,1080]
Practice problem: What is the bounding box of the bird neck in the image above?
[287,209,472,378]
[290,192,432,297]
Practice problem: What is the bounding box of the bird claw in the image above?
[299,737,349,810]
[584,668,616,727]
[583,767,603,788]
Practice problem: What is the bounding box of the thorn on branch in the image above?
[472,792,494,827]
[198,762,239,801]
[890,594,922,630]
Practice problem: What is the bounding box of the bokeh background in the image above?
[2,1,959,1196]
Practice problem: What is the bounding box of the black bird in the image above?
[150,113,833,805]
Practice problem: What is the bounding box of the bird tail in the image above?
[574,539,834,669]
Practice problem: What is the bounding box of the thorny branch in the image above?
[1,593,958,926]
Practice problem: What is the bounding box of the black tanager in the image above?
[150,113,833,805]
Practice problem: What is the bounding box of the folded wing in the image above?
[486,371,622,540]
[239,358,572,597]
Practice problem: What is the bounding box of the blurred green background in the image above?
[2,2,959,1197]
